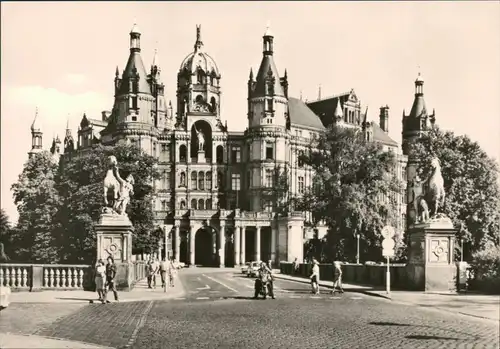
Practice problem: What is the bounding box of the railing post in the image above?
[30,265,43,292]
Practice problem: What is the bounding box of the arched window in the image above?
[180,200,186,209]
[191,171,197,189]
[210,97,217,113]
[206,171,212,190]
[179,144,187,162]
[196,95,204,104]
[191,199,197,210]
[216,145,224,164]
[206,198,212,210]
[198,199,205,210]
[198,171,205,190]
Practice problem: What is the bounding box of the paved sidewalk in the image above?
[0,333,114,349]
[274,272,500,322]
[7,276,186,304]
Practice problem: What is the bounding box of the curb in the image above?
[274,274,499,323]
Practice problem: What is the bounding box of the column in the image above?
[219,225,226,267]
[234,226,241,266]
[241,227,246,264]
[270,226,276,265]
[189,225,195,266]
[174,225,180,262]
[255,226,261,262]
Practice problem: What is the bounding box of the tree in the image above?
[57,143,161,263]
[11,152,62,263]
[296,125,404,262]
[0,209,12,262]
[408,127,500,257]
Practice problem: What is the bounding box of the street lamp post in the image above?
[356,233,360,264]
[461,238,464,262]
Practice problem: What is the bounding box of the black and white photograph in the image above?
[1,1,499,348]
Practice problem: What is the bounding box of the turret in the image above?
[29,107,43,158]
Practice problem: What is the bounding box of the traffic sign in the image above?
[382,238,395,251]
[381,225,396,239]
[382,249,395,257]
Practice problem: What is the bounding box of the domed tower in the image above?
[29,107,43,158]
[176,25,222,128]
[173,24,225,215]
[247,24,289,211]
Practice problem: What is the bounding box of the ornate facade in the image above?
[29,23,414,267]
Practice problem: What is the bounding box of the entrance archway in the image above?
[195,227,215,266]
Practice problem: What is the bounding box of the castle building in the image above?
[30,23,411,267]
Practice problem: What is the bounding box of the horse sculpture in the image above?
[425,157,446,217]
[103,155,120,207]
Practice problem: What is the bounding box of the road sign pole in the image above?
[386,255,391,295]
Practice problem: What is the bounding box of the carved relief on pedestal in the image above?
[429,238,449,263]
[102,236,123,261]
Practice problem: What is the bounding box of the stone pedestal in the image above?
[95,213,134,291]
[197,151,205,163]
[406,216,457,292]
[276,214,305,266]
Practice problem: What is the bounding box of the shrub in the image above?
[469,242,500,294]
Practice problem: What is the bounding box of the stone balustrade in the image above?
[0,262,148,292]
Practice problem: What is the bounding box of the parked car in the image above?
[241,262,251,274]
[247,262,261,278]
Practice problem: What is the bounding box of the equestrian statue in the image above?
[410,156,446,224]
[103,155,135,216]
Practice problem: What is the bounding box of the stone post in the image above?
[174,225,180,262]
[255,226,261,262]
[241,227,246,264]
[95,213,134,290]
[189,225,195,266]
[219,225,226,267]
[234,226,241,266]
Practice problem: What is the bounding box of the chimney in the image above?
[379,105,389,133]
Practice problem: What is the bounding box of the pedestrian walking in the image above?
[147,258,159,289]
[169,258,177,287]
[94,259,106,303]
[292,258,299,275]
[159,258,168,289]
[103,256,119,303]
[310,258,320,295]
[331,261,344,294]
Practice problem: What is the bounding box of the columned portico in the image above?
[234,226,241,266]
[255,226,261,262]
[219,224,226,267]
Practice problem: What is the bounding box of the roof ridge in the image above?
[307,91,351,103]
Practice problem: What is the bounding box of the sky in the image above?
[1,1,499,224]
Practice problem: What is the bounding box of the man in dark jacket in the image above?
[103,256,119,303]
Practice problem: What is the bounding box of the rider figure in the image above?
[254,261,275,299]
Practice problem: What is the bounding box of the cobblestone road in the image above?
[1,270,498,349]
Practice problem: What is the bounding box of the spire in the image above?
[65,115,72,137]
[415,69,424,95]
[264,21,273,37]
[262,22,274,56]
[334,98,343,120]
[300,90,303,101]
[249,68,254,80]
[284,69,287,78]
[115,66,120,77]
[129,20,141,52]
[31,107,41,132]
[152,47,159,68]
[318,84,322,100]
[194,24,203,51]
